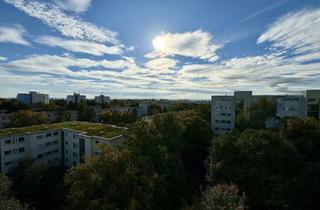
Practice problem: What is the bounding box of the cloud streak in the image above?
[4,0,118,44]
[0,25,30,46]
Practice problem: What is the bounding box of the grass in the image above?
[0,121,125,139]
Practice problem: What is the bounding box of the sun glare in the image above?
[152,36,166,51]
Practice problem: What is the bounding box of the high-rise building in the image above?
[94,95,110,104]
[66,93,86,104]
[17,91,49,105]
[211,96,235,135]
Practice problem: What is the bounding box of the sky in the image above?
[0,0,319,99]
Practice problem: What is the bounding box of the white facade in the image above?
[0,128,125,173]
[211,96,235,135]
[17,91,49,105]
[94,95,110,104]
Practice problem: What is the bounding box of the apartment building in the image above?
[17,91,49,105]
[211,89,320,135]
[66,93,86,104]
[211,96,235,135]
[0,122,125,173]
[276,95,307,119]
[94,95,110,104]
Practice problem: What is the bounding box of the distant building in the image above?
[66,93,86,104]
[17,91,49,105]
[94,95,110,104]
[211,96,235,135]
[138,101,149,117]
[0,122,126,173]
[211,89,320,135]
[276,95,307,119]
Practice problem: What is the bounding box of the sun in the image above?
[152,36,166,51]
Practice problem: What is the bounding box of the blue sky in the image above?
[0,0,319,99]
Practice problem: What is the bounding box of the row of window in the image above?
[215,105,233,110]
[4,159,19,166]
[64,150,78,157]
[4,147,25,155]
[216,113,232,117]
[37,140,59,150]
[3,137,25,145]
[37,149,59,159]
[214,127,232,131]
[215,120,232,124]
[65,141,78,148]
[36,131,59,140]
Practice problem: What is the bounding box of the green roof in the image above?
[0,121,125,139]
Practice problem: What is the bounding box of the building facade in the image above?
[0,126,125,173]
[94,95,110,104]
[17,91,49,105]
[211,89,320,135]
[66,93,86,104]
[0,110,11,128]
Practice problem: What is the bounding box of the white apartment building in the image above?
[17,91,49,105]
[0,122,125,173]
[276,95,307,119]
[211,96,235,135]
[94,95,110,104]
[211,89,320,135]
[66,93,86,104]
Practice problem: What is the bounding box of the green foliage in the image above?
[207,129,303,209]
[0,173,28,210]
[9,110,48,127]
[236,98,276,130]
[199,184,246,210]
[0,99,31,112]
[77,102,95,121]
[148,103,163,115]
[8,160,66,210]
[100,111,137,126]
[64,112,213,210]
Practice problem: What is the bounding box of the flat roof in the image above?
[0,121,125,139]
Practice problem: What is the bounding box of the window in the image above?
[65,141,68,145]
[18,137,25,143]
[4,139,11,145]
[4,150,11,155]
[5,161,12,166]
[53,140,58,145]
[37,154,43,159]
[53,131,58,136]
[19,147,25,153]
[46,133,52,137]
[95,140,100,144]
[73,152,78,157]
[37,135,42,140]
[54,149,59,154]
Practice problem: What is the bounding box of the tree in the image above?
[8,160,66,210]
[148,104,162,116]
[64,146,157,210]
[77,102,95,121]
[199,184,246,210]
[9,110,48,127]
[207,129,303,209]
[236,98,276,130]
[0,173,28,210]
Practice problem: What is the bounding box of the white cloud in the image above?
[4,0,118,44]
[0,25,30,46]
[258,8,320,56]
[0,56,7,61]
[146,30,221,62]
[54,0,92,13]
[35,35,123,56]
[145,58,177,71]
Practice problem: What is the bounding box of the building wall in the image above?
[211,96,235,135]
[0,128,125,173]
[276,95,307,119]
